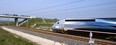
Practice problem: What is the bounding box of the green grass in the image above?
[0,20,15,26]
[20,18,58,30]
[0,28,38,45]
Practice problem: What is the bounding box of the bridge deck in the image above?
[0,15,35,18]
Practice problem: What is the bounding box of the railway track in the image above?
[66,30,116,41]
[6,26,116,45]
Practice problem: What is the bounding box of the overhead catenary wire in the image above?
[28,1,116,15]
[37,8,116,15]
[18,0,85,14]
[31,8,116,15]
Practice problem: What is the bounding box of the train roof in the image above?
[97,18,116,21]
[65,18,95,21]
[66,18,94,19]
[63,18,116,22]
[65,18,116,21]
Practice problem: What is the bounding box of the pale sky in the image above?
[0,0,116,19]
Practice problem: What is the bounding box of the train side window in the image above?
[57,22,59,24]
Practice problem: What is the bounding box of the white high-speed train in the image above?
[51,18,116,33]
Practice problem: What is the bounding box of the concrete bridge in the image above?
[0,14,36,26]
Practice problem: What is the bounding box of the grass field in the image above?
[20,18,58,30]
[0,28,38,45]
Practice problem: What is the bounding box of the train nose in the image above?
[51,25,59,29]
[55,26,60,28]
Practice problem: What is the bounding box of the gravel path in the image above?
[1,26,56,45]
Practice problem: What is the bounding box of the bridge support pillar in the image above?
[15,18,19,26]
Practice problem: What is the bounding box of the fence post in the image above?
[89,32,95,45]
